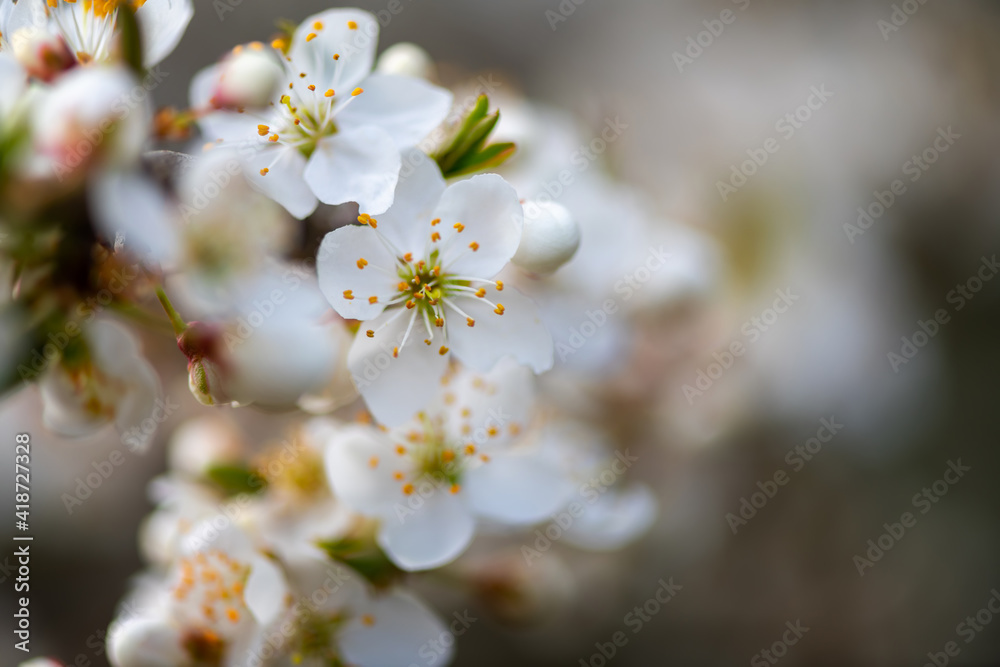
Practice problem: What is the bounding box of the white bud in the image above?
[107,617,186,667]
[375,42,435,80]
[212,48,283,109]
[10,28,74,82]
[512,201,581,275]
[168,415,244,477]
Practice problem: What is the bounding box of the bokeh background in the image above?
[4,0,1000,664]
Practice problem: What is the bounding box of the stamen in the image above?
[356,258,368,269]
[343,290,354,300]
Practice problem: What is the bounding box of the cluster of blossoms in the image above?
[0,3,714,665]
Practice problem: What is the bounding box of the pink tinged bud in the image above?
[210,48,284,110]
[11,29,75,82]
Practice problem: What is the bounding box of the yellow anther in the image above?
[268,134,279,142]
[435,317,444,327]
[431,232,441,242]
[313,20,324,29]
[406,300,416,309]
[487,426,498,437]
[397,281,408,291]
[439,346,449,356]
[494,303,505,315]
[402,483,414,495]
[469,241,480,251]
[368,296,378,304]
[431,218,441,226]
[348,20,358,29]
[466,318,475,327]
[368,456,379,468]
[257,124,269,136]
[325,89,335,97]
[343,290,354,300]
[306,33,317,42]
[259,168,269,176]
[450,484,461,494]
[227,608,240,623]
[495,280,504,291]
[392,346,399,358]
[271,38,287,50]
[333,53,340,60]
[249,41,264,51]
[352,87,364,96]
[395,445,407,455]
[464,444,476,455]
[356,258,368,269]
[366,329,374,338]
[475,288,486,298]
[424,339,432,345]
[308,84,316,91]
[442,449,455,462]
[403,253,413,262]
[453,222,465,232]
[393,471,405,481]
[361,614,375,626]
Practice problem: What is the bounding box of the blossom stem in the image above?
[155,286,188,336]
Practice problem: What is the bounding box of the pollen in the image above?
[348,20,358,29]
[450,484,461,494]
[368,456,379,469]
[481,454,491,463]
[333,53,340,60]
[453,222,465,232]
[406,300,416,309]
[393,347,399,358]
[431,232,441,242]
[226,608,240,623]
[424,339,432,345]
[268,134,279,142]
[494,304,505,315]
[308,84,316,91]
[439,346,449,356]
[509,423,522,436]
[475,288,486,298]
[361,614,376,626]
[324,89,335,97]
[397,282,408,291]
[368,296,378,304]
[435,317,444,327]
[257,124,269,136]
[403,253,413,262]
[393,471,405,481]
[366,329,374,338]
[305,33,317,42]
[442,449,455,462]
[249,41,264,51]
[352,87,364,96]
[343,290,354,300]
[313,20,324,29]
[271,38,287,50]
[488,426,499,437]
[464,444,476,455]
[395,445,407,455]
[357,258,368,269]
[259,168,269,176]
[469,241,480,251]
[495,280,504,291]
[431,218,441,226]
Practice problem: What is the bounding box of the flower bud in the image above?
[210,47,283,110]
[11,28,75,82]
[375,42,435,80]
[512,201,580,276]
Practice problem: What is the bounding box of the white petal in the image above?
[0,54,27,117]
[365,147,445,259]
[447,285,553,373]
[304,126,400,214]
[346,306,449,426]
[135,0,193,68]
[317,225,400,320]
[245,554,288,626]
[107,615,186,667]
[437,358,536,450]
[563,484,658,551]
[340,590,453,667]
[377,490,475,571]
[189,64,257,142]
[289,8,378,93]
[338,73,452,148]
[433,174,523,277]
[89,170,180,266]
[465,450,574,525]
[245,146,319,219]
[324,424,406,517]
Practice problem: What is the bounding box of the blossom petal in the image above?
[368,148,445,259]
[338,74,452,148]
[377,489,475,571]
[89,169,180,266]
[189,64,256,142]
[245,554,288,626]
[447,285,553,373]
[325,424,407,517]
[0,55,27,117]
[244,145,319,219]
[317,224,401,320]
[563,484,658,551]
[436,358,536,450]
[304,125,400,214]
[432,174,523,277]
[341,590,453,667]
[346,307,449,426]
[135,0,194,68]
[465,450,573,524]
[289,8,378,93]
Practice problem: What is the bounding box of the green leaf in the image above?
[205,464,267,496]
[447,141,517,178]
[317,537,404,589]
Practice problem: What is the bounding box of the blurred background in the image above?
[4,0,1000,664]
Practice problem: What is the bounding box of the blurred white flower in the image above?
[318,149,552,425]
[375,42,435,80]
[207,46,284,110]
[0,0,193,70]
[38,318,160,450]
[190,9,452,218]
[109,524,289,667]
[325,359,573,570]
